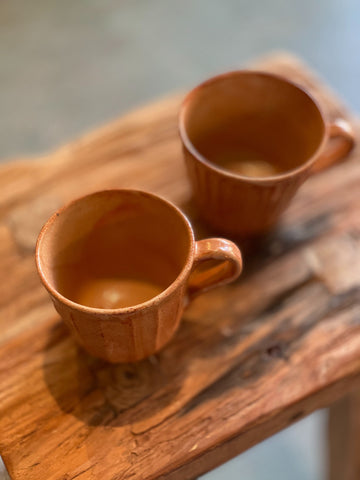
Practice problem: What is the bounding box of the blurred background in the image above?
[1,0,359,161]
[1,0,359,478]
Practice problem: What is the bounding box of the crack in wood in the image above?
[71,465,93,480]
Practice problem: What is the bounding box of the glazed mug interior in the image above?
[38,190,192,310]
[180,71,326,178]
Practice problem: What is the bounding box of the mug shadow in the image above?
[42,298,260,431]
[42,278,263,431]
[42,322,184,428]
[179,196,331,272]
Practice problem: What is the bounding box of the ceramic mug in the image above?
[179,71,355,236]
[36,189,242,363]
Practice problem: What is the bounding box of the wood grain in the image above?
[1,53,360,480]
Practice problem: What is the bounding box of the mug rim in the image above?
[178,69,328,184]
[36,189,195,316]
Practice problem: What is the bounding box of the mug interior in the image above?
[180,72,326,177]
[37,190,193,309]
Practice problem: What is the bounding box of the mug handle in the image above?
[311,118,355,174]
[186,238,242,300]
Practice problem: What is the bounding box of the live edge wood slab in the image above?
[1,53,360,480]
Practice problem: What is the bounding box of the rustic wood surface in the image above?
[0,53,360,480]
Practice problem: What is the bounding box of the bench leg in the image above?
[328,389,360,480]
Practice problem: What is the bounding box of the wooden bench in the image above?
[0,53,359,480]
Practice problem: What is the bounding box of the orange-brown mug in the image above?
[179,71,355,236]
[36,189,242,363]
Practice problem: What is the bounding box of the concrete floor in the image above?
[1,0,360,160]
[1,0,359,479]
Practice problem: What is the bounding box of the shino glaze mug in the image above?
[36,190,242,363]
[179,71,355,236]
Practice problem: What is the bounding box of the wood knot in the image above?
[124,370,136,380]
[290,410,305,422]
[266,344,284,359]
